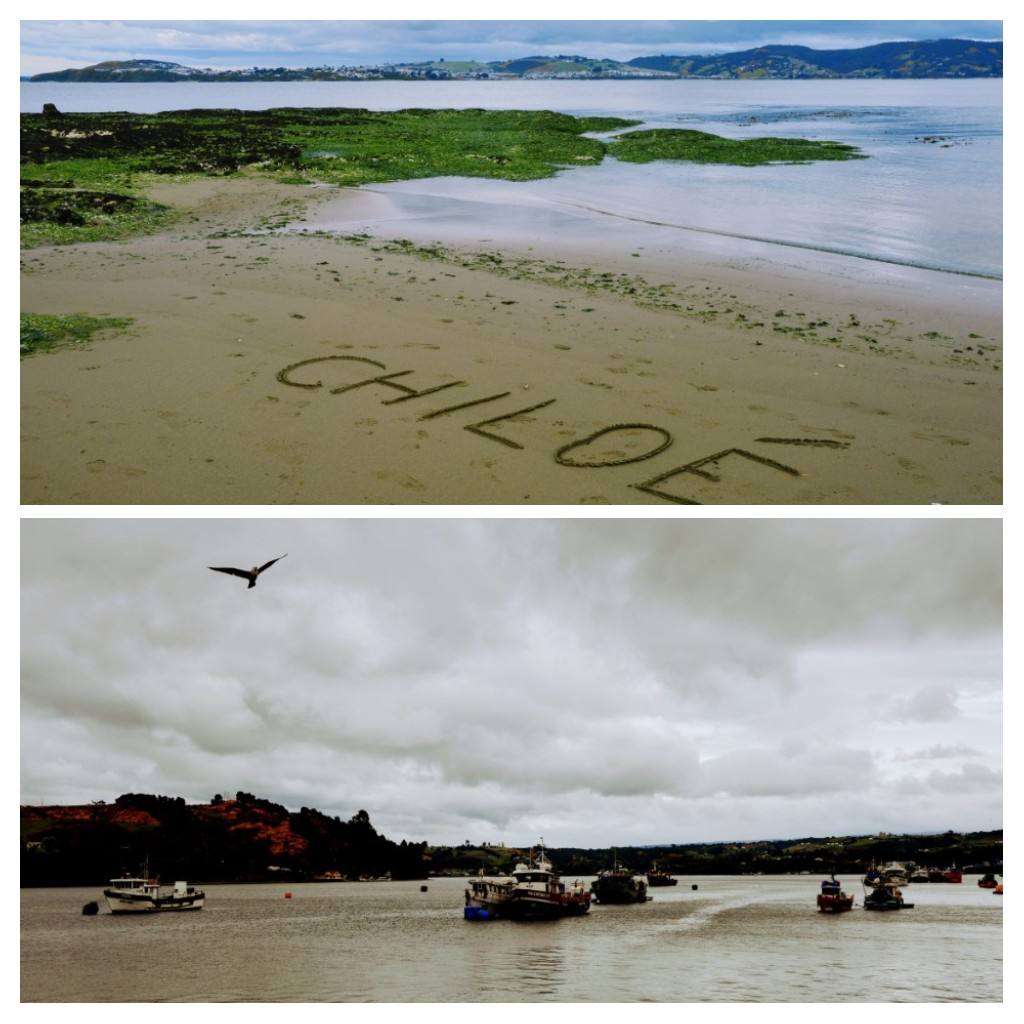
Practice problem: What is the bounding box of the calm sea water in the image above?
[20,79,1001,278]
[21,875,1001,1002]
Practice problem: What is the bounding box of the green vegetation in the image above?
[20,312,133,357]
[21,107,865,246]
[21,792,427,885]
[430,830,1003,877]
[609,128,865,166]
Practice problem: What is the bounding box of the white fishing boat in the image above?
[103,876,205,913]
[464,841,590,920]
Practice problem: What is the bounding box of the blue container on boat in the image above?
[464,906,491,921]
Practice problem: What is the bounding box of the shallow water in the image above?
[21,875,1002,1001]
[21,79,1002,278]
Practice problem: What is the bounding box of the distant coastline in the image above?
[28,38,1002,82]
[20,791,1003,887]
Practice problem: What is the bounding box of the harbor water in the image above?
[21,874,1002,1001]
[20,78,1001,280]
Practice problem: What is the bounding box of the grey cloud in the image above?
[21,519,1001,845]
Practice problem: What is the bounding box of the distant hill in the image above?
[29,39,1001,83]
[428,829,1003,876]
[21,792,428,885]
[628,39,1002,79]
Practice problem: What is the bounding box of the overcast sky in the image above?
[20,20,1003,76]
[21,519,1001,847]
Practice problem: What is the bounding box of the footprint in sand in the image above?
[374,471,426,492]
[912,431,970,446]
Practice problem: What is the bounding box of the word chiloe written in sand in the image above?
[276,355,850,503]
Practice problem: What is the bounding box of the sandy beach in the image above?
[21,176,1001,504]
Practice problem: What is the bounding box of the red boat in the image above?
[978,873,998,889]
[817,877,854,913]
[942,868,963,883]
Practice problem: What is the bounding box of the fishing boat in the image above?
[816,877,854,913]
[864,880,913,911]
[646,863,678,887]
[103,875,205,913]
[941,867,963,883]
[463,842,591,921]
[591,861,650,904]
[978,873,999,889]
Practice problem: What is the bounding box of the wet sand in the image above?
[21,177,1002,504]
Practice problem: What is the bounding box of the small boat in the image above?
[994,883,1003,895]
[880,862,909,886]
[591,861,650,904]
[863,862,908,887]
[817,877,854,913]
[978,873,998,889]
[864,880,913,911]
[941,867,963,884]
[463,842,591,921]
[909,867,930,883]
[646,863,678,887]
[103,876,205,913]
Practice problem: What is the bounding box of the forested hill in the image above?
[21,792,428,885]
[21,793,1002,886]
[28,39,1001,82]
[427,829,1003,877]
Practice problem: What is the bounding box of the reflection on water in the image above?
[21,875,1001,1002]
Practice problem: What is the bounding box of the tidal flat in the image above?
[20,104,1000,504]
[20,107,863,247]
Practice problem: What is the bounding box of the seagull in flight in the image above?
[208,555,287,589]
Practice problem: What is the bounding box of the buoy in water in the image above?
[284,891,293,899]
[691,884,699,890]
[81,901,99,916]
[420,885,428,892]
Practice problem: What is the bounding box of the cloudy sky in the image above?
[20,19,1003,76]
[21,519,1001,847]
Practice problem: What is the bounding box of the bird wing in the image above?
[256,554,287,575]
[208,566,253,580]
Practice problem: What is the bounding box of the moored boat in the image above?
[942,867,963,883]
[817,876,854,913]
[103,876,205,913]
[464,843,591,921]
[646,863,678,887]
[591,862,650,904]
[864,880,913,911]
[978,873,998,889]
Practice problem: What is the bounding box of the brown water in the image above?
[21,875,1001,1002]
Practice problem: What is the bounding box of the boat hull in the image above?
[591,874,649,904]
[817,893,854,913]
[465,886,589,921]
[103,891,205,913]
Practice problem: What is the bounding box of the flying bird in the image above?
[208,554,287,589]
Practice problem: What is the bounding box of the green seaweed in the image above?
[608,128,865,166]
[20,312,133,357]
[20,107,865,246]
